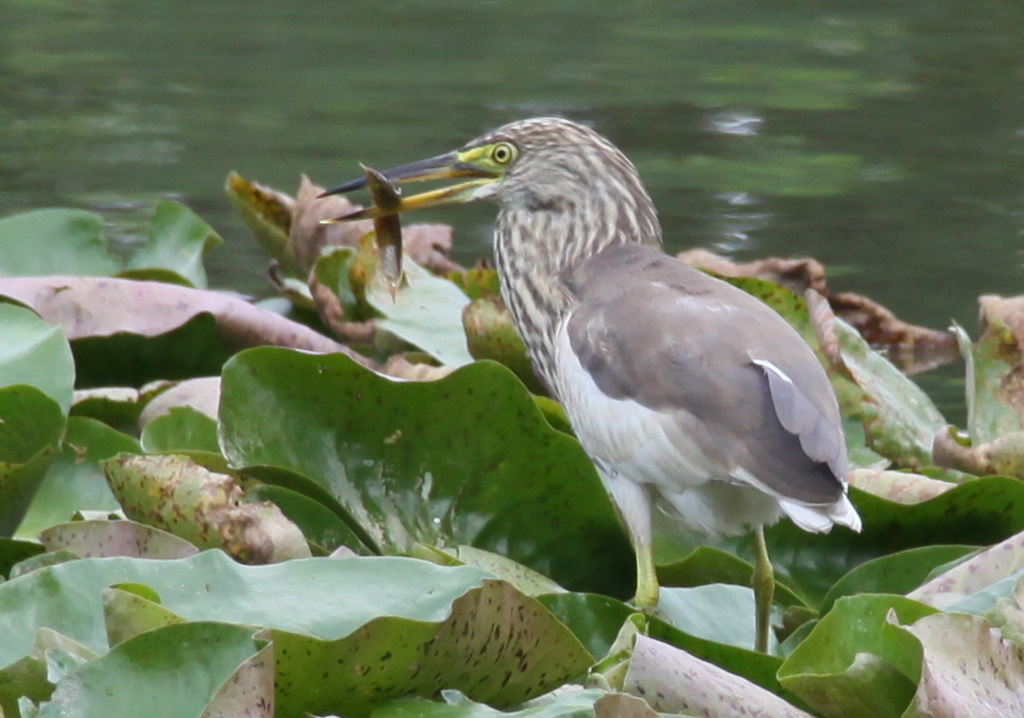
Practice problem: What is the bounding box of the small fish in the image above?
[362,164,404,300]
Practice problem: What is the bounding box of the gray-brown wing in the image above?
[564,244,845,504]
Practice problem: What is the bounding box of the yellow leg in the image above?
[634,538,659,609]
[752,525,775,653]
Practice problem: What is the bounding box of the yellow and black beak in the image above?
[319,150,501,222]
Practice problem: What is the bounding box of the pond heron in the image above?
[322,117,862,652]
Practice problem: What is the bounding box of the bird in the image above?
[320,117,862,652]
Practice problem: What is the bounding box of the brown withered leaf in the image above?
[463,297,545,394]
[847,467,957,504]
[678,249,958,374]
[980,295,1024,348]
[677,248,830,296]
[933,426,1024,480]
[382,355,455,382]
[0,276,375,367]
[291,174,374,273]
[977,295,1024,420]
[403,224,460,274]
[804,287,843,368]
[830,291,958,374]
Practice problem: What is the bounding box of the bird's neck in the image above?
[493,192,661,389]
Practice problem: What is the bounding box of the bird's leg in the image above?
[752,525,775,653]
[600,470,660,610]
[634,538,659,609]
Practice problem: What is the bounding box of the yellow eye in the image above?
[490,142,516,165]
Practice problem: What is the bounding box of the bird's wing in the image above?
[561,244,846,506]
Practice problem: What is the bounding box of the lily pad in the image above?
[39,520,200,560]
[373,688,610,718]
[0,553,589,718]
[623,634,811,717]
[15,416,137,540]
[103,453,311,563]
[36,622,270,718]
[903,612,1024,717]
[0,276,358,388]
[820,545,978,613]
[0,302,76,414]
[218,348,632,595]
[0,208,118,277]
[778,594,935,718]
[833,317,947,469]
[0,386,66,537]
[0,202,220,288]
[120,200,222,288]
[762,477,1024,607]
[907,528,1024,610]
[140,406,220,454]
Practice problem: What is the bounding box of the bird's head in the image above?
[320,117,660,241]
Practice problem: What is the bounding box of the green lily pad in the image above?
[140,406,220,454]
[427,544,566,597]
[15,416,137,540]
[656,584,777,654]
[72,311,233,388]
[0,553,589,718]
[538,593,635,662]
[0,552,489,665]
[69,384,168,433]
[0,628,97,717]
[0,203,220,288]
[540,590,785,696]
[272,578,592,718]
[36,622,270,718]
[121,200,222,289]
[761,477,1024,607]
[366,254,474,367]
[102,585,186,647]
[244,483,368,555]
[820,545,978,614]
[0,386,66,537]
[778,594,935,718]
[463,298,542,393]
[0,208,119,277]
[834,317,947,469]
[656,545,805,608]
[0,303,76,414]
[218,348,632,595]
[9,550,82,580]
[0,539,45,579]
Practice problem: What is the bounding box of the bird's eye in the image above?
[490,142,516,165]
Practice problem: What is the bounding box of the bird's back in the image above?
[554,243,855,535]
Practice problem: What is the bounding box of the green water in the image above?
[3,0,1024,416]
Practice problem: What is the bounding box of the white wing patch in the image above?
[752,358,846,479]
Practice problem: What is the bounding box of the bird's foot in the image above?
[587,611,649,691]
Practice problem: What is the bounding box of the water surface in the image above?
[3,0,1024,416]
